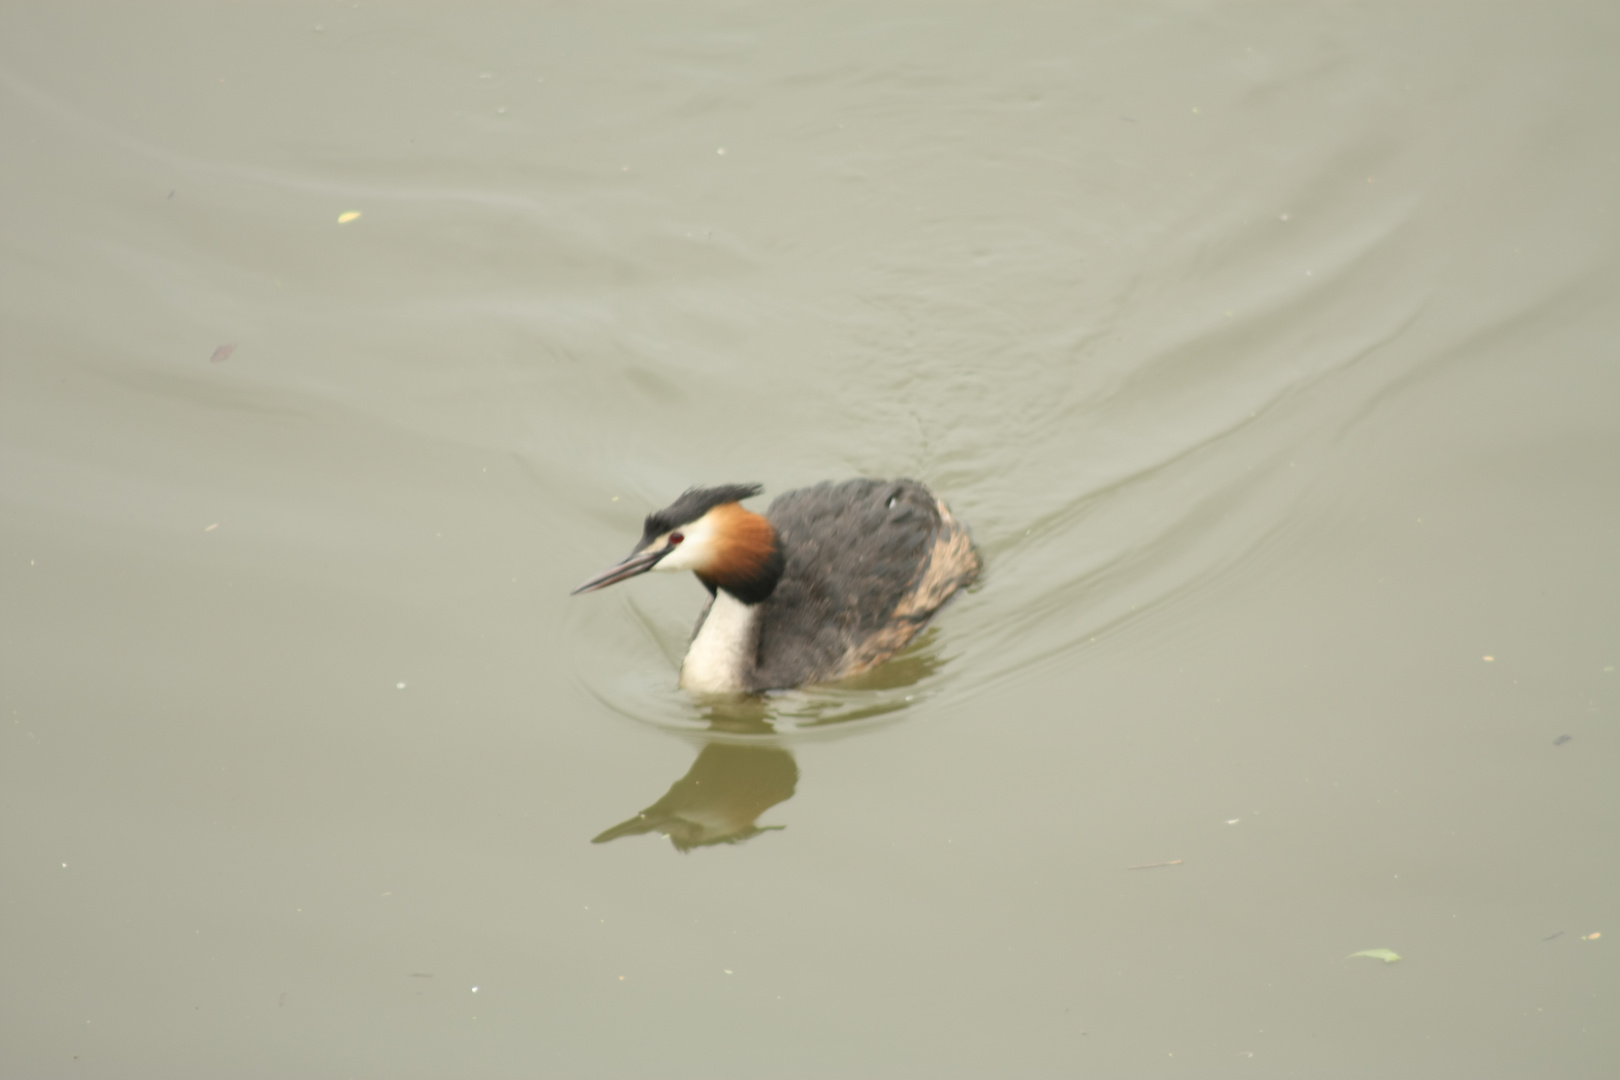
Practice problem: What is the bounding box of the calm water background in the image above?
[3,2,1617,1076]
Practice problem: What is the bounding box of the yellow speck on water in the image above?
[204,523,219,532]
[1585,932,1601,941]
[1483,656,1494,662]
[337,211,362,224]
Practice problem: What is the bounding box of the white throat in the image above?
[679,590,760,693]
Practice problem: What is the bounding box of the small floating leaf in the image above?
[337,211,362,224]
[1347,948,1401,964]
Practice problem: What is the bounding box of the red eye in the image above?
[669,532,684,544]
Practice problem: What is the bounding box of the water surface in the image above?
[3,2,1617,1076]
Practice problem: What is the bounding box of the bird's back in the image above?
[746,478,979,690]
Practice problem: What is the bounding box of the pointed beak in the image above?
[570,545,668,595]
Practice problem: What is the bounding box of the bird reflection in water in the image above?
[593,705,796,851]
[592,637,949,850]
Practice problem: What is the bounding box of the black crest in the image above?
[639,483,763,544]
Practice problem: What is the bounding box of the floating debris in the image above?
[1554,735,1572,746]
[337,211,362,224]
[1127,859,1184,870]
[210,343,235,363]
[1347,948,1401,964]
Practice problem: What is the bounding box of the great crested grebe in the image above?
[572,478,980,693]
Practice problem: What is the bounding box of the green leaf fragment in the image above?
[1347,948,1401,964]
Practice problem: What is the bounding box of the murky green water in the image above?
[3,3,1616,1076]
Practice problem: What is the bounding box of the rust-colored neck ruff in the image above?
[698,503,783,605]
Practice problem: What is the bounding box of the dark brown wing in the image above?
[749,478,978,690]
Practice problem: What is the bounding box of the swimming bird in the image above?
[572,479,980,693]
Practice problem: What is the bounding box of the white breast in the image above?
[679,590,759,693]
